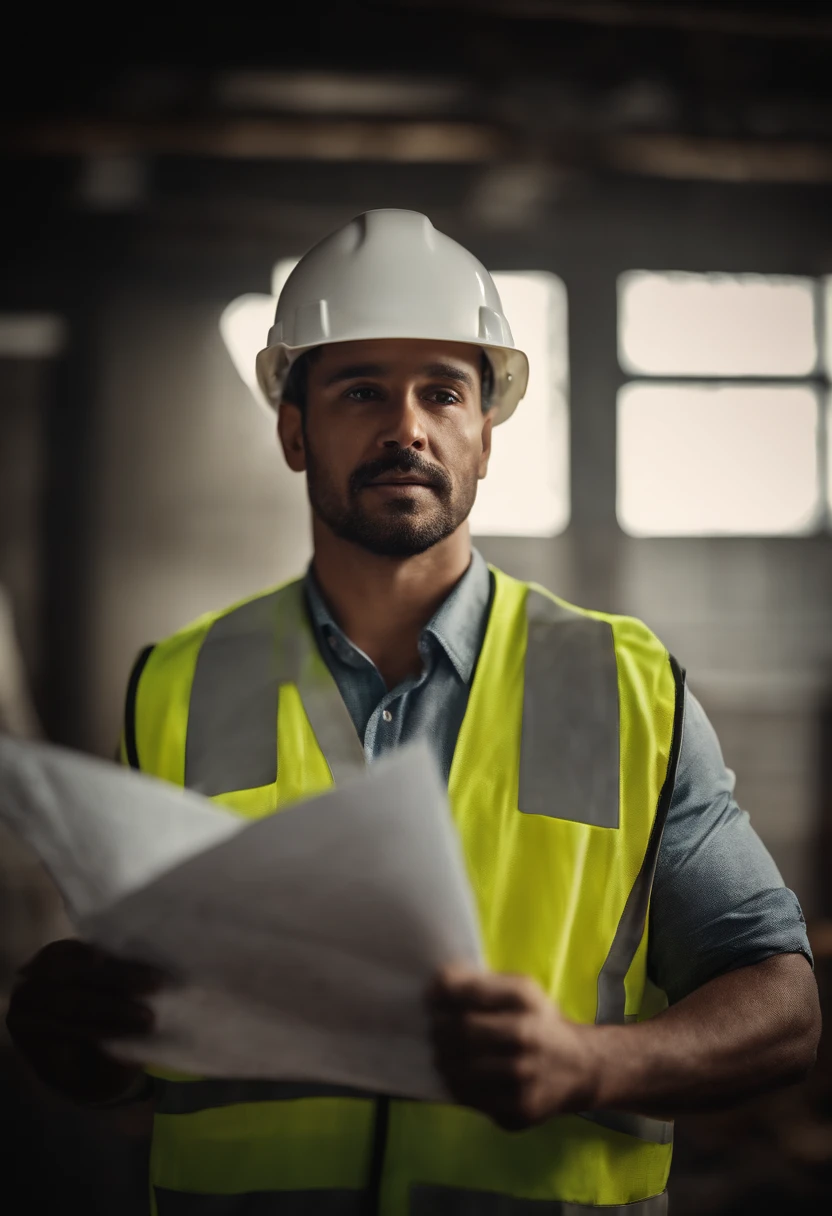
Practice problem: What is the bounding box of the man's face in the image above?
[279,338,496,558]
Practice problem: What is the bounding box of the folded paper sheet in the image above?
[0,735,484,1100]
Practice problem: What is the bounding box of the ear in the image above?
[477,409,497,480]
[277,400,306,473]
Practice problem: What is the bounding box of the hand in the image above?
[427,964,598,1131]
[5,938,166,1105]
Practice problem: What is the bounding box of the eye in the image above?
[426,389,461,405]
[344,385,382,402]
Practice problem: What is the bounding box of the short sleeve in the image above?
[648,685,813,1005]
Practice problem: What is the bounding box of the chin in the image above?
[355,532,445,558]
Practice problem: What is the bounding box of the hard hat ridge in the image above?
[255,209,529,425]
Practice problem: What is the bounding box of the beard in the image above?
[304,442,478,558]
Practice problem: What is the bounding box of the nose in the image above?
[378,389,428,453]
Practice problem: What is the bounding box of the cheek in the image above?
[436,421,482,468]
[455,432,488,480]
[307,429,351,473]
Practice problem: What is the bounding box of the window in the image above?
[0,314,66,358]
[469,272,568,537]
[616,272,829,537]
[221,264,569,537]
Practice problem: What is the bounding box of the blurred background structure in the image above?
[2,2,832,1210]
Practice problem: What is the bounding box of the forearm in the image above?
[585,953,820,1118]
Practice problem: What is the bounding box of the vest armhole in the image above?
[123,644,155,771]
[658,654,687,831]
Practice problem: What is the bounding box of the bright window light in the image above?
[470,272,568,538]
[218,260,299,406]
[219,294,277,403]
[827,392,832,521]
[0,314,66,358]
[220,264,569,538]
[617,382,821,537]
[618,272,817,377]
[271,259,297,298]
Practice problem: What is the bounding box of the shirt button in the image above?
[328,635,337,649]
[382,709,393,723]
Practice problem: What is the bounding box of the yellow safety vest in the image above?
[123,563,685,1216]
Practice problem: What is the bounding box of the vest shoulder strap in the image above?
[123,579,304,783]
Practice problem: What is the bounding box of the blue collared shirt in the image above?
[304,548,812,1003]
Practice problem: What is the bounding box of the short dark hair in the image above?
[282,347,495,415]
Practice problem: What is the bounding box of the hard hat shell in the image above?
[255,209,529,426]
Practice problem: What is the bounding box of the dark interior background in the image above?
[2,4,832,1211]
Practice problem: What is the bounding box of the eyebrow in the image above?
[421,363,475,391]
[323,363,388,387]
[323,361,475,392]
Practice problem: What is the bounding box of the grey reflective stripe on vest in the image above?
[577,1110,673,1145]
[411,1186,668,1214]
[595,655,686,1026]
[151,1080,671,1145]
[154,1189,365,1215]
[152,1078,377,1116]
[521,591,619,827]
[186,592,282,795]
[185,581,365,796]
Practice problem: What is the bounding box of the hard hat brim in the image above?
[255,338,529,427]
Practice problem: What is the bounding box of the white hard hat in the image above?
[255,209,529,426]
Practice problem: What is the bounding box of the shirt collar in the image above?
[303,547,493,684]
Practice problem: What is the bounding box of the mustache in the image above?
[350,452,450,494]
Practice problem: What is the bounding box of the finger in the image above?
[428,969,538,1014]
[10,991,155,1039]
[80,954,170,995]
[17,939,99,979]
[18,940,169,993]
[9,1005,154,1043]
[437,1060,538,1125]
[431,1011,529,1058]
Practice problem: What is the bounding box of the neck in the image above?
[309,520,472,675]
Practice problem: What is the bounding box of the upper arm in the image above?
[648,685,813,1004]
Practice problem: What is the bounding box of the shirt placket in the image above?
[360,638,433,763]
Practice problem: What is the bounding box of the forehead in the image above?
[310,338,482,377]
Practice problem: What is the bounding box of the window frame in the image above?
[615,272,831,538]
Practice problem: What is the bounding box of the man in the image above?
[6,210,820,1215]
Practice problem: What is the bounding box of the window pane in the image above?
[0,314,66,358]
[827,392,832,525]
[824,277,832,377]
[617,382,821,536]
[219,294,278,400]
[221,266,570,538]
[618,272,818,377]
[470,272,569,537]
[271,258,298,299]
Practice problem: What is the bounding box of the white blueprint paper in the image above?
[0,736,484,1100]
[0,735,243,919]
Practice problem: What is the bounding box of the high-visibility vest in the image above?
[123,563,685,1216]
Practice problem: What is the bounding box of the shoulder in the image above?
[143,579,304,678]
[121,580,302,777]
[517,573,675,673]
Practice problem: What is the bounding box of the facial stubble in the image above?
[303,437,480,558]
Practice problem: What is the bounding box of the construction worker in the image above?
[6,210,820,1215]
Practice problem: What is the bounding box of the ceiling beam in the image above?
[604,133,832,182]
[388,0,832,41]
[1,118,506,163]
[6,117,832,183]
